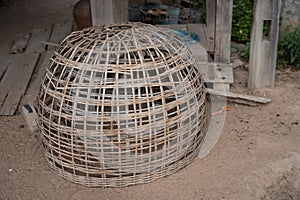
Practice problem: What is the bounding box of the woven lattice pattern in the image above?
[38,22,207,187]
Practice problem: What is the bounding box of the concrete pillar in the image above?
[248,0,282,89]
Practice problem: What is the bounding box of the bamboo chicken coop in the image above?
[38,22,207,187]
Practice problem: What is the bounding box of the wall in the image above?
[280,0,300,33]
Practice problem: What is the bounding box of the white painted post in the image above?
[248,0,282,89]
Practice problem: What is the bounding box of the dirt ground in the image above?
[1,0,300,199]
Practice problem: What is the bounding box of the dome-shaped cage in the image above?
[38,22,207,187]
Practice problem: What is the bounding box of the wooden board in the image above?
[205,0,216,52]
[0,53,40,115]
[26,51,53,97]
[90,0,113,25]
[112,0,128,23]
[213,83,230,91]
[26,28,51,53]
[198,93,226,159]
[90,0,128,25]
[214,0,233,64]
[158,23,213,53]
[10,32,30,54]
[196,61,233,91]
[214,65,234,83]
[197,62,214,82]
[204,26,215,53]
[157,24,187,31]
[168,24,187,31]
[205,0,216,30]
[0,55,12,81]
[188,23,210,51]
[188,42,208,62]
[207,88,272,104]
[48,21,73,50]
[197,62,233,82]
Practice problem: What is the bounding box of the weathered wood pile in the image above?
[0,21,73,116]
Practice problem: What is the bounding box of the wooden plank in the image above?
[199,84,226,159]
[214,65,234,83]
[0,55,12,81]
[112,0,128,23]
[196,61,233,86]
[214,0,233,64]
[26,51,53,97]
[169,24,187,31]
[157,24,172,29]
[188,42,208,62]
[213,83,230,91]
[188,23,209,51]
[48,21,73,50]
[22,104,39,133]
[204,0,216,53]
[26,28,51,53]
[203,25,215,52]
[248,0,281,89]
[213,62,233,90]
[91,0,128,26]
[10,32,30,54]
[157,24,187,32]
[206,0,216,30]
[207,88,272,104]
[197,62,214,82]
[0,53,40,115]
[90,0,113,26]
[197,62,232,91]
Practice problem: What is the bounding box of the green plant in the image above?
[241,42,250,62]
[278,28,300,69]
[232,0,253,42]
[200,0,206,23]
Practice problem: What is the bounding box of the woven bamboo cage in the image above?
[38,22,207,187]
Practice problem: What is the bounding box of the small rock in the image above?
[276,114,280,117]
[291,121,299,125]
[19,124,25,129]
